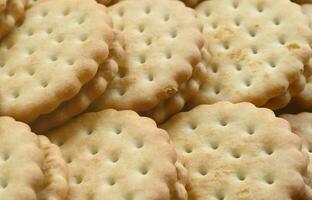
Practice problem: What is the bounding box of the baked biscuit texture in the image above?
[0,117,44,200]
[281,113,312,200]
[31,31,125,133]
[37,135,68,200]
[90,0,204,112]
[190,0,312,109]
[47,110,186,200]
[0,0,114,122]
[162,102,308,200]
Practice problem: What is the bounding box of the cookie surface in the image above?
[190,0,312,109]
[0,0,27,39]
[46,110,184,200]
[292,4,312,110]
[0,0,113,122]
[31,31,124,133]
[162,102,308,200]
[281,113,312,200]
[144,47,209,124]
[90,0,204,112]
[0,117,44,200]
[37,135,68,200]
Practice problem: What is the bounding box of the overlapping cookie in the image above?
[281,113,312,200]
[162,102,308,199]
[144,47,210,124]
[0,0,113,122]
[0,0,27,39]
[189,0,312,110]
[0,117,44,200]
[31,31,125,133]
[46,110,187,200]
[90,0,204,112]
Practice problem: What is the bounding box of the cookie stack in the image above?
[0,117,67,200]
[2,0,312,199]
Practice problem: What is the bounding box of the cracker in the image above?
[172,160,189,200]
[0,0,114,122]
[162,102,308,199]
[0,0,27,39]
[31,31,124,133]
[46,110,185,200]
[0,117,44,200]
[190,0,312,109]
[90,0,204,112]
[264,73,306,110]
[144,47,209,124]
[37,135,68,200]
[292,4,312,110]
[281,113,312,200]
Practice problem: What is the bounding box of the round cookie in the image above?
[144,47,210,124]
[281,113,312,200]
[31,31,125,133]
[0,0,114,122]
[90,0,204,112]
[190,0,312,109]
[0,0,27,39]
[46,110,186,200]
[37,135,68,200]
[0,117,44,200]
[162,102,308,200]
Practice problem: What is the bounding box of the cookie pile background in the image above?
[1,0,312,199]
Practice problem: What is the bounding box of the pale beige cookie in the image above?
[292,4,312,111]
[172,160,189,200]
[162,102,308,200]
[280,113,312,200]
[144,47,209,124]
[0,0,7,13]
[46,110,184,200]
[31,31,124,133]
[265,73,306,110]
[0,117,44,200]
[190,0,312,109]
[90,0,204,112]
[0,0,113,122]
[37,135,68,200]
[0,0,27,39]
